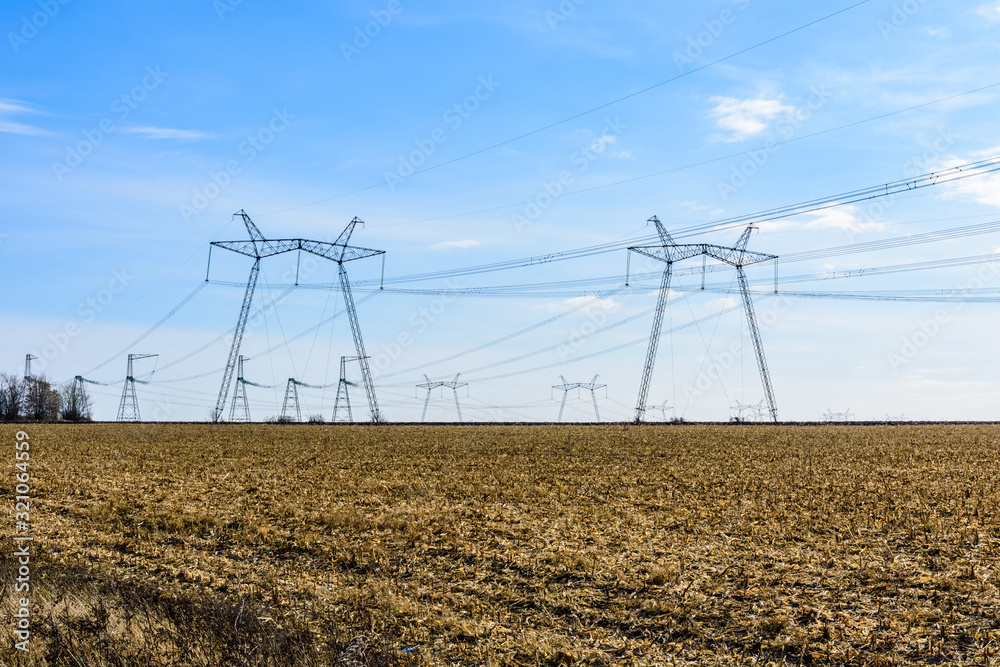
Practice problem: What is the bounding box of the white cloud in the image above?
[565,294,621,312]
[933,153,1000,209]
[0,99,49,136]
[978,1,1000,20]
[759,205,885,234]
[431,239,480,250]
[708,97,797,142]
[122,126,216,140]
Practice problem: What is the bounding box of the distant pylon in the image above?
[551,374,607,422]
[639,399,673,422]
[333,356,367,423]
[416,374,469,422]
[281,379,302,423]
[229,355,251,422]
[24,354,36,382]
[117,353,158,422]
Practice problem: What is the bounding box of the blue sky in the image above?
[3,0,1000,421]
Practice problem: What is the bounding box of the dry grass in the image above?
[1,423,999,665]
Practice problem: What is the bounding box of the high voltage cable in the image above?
[305,158,999,289]
[258,2,870,217]
[399,82,1000,226]
[83,282,207,375]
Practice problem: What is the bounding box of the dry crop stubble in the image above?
[1,423,998,665]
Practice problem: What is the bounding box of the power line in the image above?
[258,2,871,216]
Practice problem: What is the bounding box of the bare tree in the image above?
[60,380,93,422]
[24,375,60,421]
[0,373,24,421]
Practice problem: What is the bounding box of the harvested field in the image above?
[2,423,999,665]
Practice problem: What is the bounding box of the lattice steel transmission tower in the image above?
[230,355,251,422]
[117,353,158,422]
[281,379,302,423]
[552,374,606,422]
[639,399,673,422]
[416,374,468,422]
[333,355,366,423]
[209,210,385,422]
[629,216,779,422]
[23,354,36,382]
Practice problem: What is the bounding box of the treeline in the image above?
[0,374,93,422]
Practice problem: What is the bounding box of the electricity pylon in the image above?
[230,356,251,422]
[117,353,158,422]
[823,408,853,422]
[730,399,766,422]
[281,379,302,423]
[24,354,36,382]
[333,356,366,423]
[209,210,385,422]
[639,399,673,422]
[552,374,606,422]
[629,216,778,422]
[416,374,468,422]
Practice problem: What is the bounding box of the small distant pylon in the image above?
[333,356,367,423]
[229,355,251,422]
[551,374,607,422]
[416,374,469,422]
[281,379,302,423]
[24,354,37,382]
[117,354,158,422]
[640,400,673,422]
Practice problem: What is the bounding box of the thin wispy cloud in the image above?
[122,126,216,140]
[708,97,797,142]
[0,99,50,136]
[432,239,481,250]
[978,1,1000,21]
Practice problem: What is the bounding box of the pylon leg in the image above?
[339,264,381,422]
[634,263,673,422]
[421,390,432,422]
[737,266,778,422]
[591,389,600,422]
[558,391,568,422]
[214,259,260,422]
[453,389,462,423]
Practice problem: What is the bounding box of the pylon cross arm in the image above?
[300,241,384,264]
[701,245,777,267]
